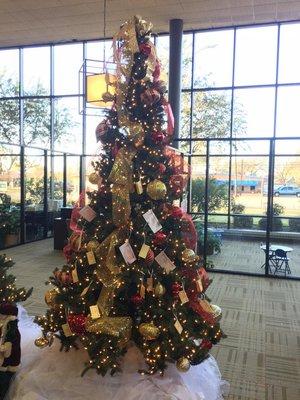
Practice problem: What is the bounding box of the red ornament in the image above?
[171,282,182,298]
[153,231,167,246]
[171,206,183,219]
[67,314,87,335]
[95,119,110,142]
[54,270,72,285]
[152,63,161,81]
[131,293,144,307]
[157,163,166,174]
[169,175,185,197]
[140,88,161,106]
[139,43,152,56]
[151,131,165,144]
[200,339,213,350]
[145,248,155,266]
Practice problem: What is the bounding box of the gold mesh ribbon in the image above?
[108,147,137,227]
[85,315,132,347]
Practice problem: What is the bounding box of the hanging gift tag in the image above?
[79,205,96,222]
[80,285,90,297]
[174,319,183,334]
[71,267,79,283]
[119,241,137,264]
[139,243,150,259]
[86,251,96,265]
[178,290,189,305]
[143,209,162,233]
[77,230,83,251]
[199,299,214,313]
[62,323,72,337]
[155,251,176,274]
[135,180,143,195]
[147,276,153,292]
[90,305,101,320]
[196,278,203,293]
[140,283,146,299]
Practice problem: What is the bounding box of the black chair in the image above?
[272,249,291,276]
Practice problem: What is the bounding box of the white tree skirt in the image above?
[7,307,229,400]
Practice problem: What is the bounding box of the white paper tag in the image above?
[147,277,153,292]
[179,290,189,305]
[79,205,96,222]
[62,323,72,337]
[143,210,162,233]
[199,299,214,313]
[119,241,137,264]
[90,305,101,320]
[86,251,96,265]
[135,180,143,194]
[196,278,203,293]
[140,283,146,298]
[71,267,79,283]
[155,251,176,273]
[139,243,150,259]
[174,319,183,334]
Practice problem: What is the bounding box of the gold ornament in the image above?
[34,337,49,349]
[138,321,160,340]
[181,248,198,263]
[86,239,99,252]
[176,357,190,372]
[211,304,222,322]
[146,180,167,200]
[88,172,99,185]
[154,282,166,297]
[44,288,59,308]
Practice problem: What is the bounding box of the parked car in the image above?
[274,186,300,197]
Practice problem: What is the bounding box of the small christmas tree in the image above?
[0,254,33,304]
[35,16,225,376]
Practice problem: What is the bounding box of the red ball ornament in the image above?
[139,43,152,56]
[158,163,166,174]
[153,231,167,246]
[151,131,165,144]
[169,175,184,197]
[140,88,161,106]
[145,248,155,266]
[200,339,213,350]
[67,314,87,335]
[171,206,184,219]
[95,119,110,142]
[131,293,144,307]
[171,282,182,298]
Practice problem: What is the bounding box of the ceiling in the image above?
[0,0,300,47]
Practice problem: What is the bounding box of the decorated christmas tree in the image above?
[0,254,33,304]
[35,16,225,376]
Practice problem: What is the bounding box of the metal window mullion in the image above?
[43,149,48,238]
[187,32,195,214]
[203,140,210,267]
[63,153,67,207]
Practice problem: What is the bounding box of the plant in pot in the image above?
[4,209,20,247]
[231,201,253,229]
[193,219,221,256]
[258,203,284,231]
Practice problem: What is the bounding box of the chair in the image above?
[260,243,275,271]
[272,249,291,276]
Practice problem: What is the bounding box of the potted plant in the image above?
[4,209,20,247]
[194,220,221,256]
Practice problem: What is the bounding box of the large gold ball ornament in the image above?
[154,282,166,297]
[138,322,160,340]
[86,239,99,252]
[34,337,49,349]
[181,248,198,263]
[176,357,190,372]
[88,172,99,185]
[211,304,222,322]
[44,289,59,308]
[146,179,167,201]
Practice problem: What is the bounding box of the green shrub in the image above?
[258,217,283,231]
[289,218,300,232]
[233,215,253,228]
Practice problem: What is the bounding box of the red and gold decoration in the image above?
[146,179,167,201]
[138,322,160,340]
[67,314,87,335]
[176,357,190,372]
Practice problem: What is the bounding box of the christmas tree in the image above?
[35,16,225,376]
[0,254,33,304]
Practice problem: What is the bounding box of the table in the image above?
[260,244,293,253]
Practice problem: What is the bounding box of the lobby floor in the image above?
[4,239,300,400]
